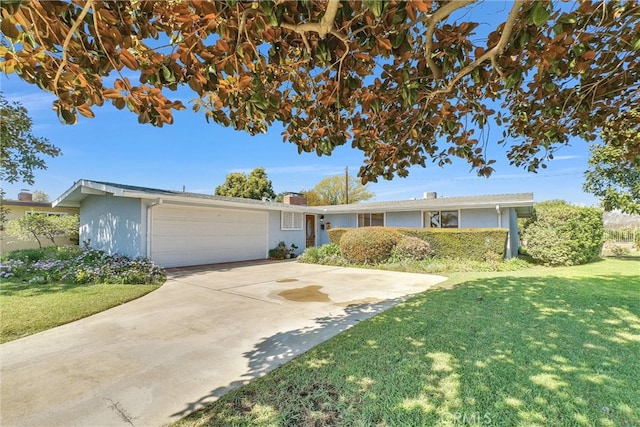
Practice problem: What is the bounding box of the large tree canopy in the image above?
[303,174,374,205]
[1,0,638,182]
[583,109,640,214]
[0,93,61,184]
[215,167,276,200]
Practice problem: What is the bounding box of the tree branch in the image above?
[53,0,94,93]
[426,0,524,101]
[423,0,477,81]
[236,8,260,58]
[279,0,348,62]
[280,0,341,41]
[319,0,340,36]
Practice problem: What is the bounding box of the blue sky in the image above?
[1,73,599,206]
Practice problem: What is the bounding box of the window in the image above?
[281,211,303,230]
[425,210,459,228]
[358,213,384,227]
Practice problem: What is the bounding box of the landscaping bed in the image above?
[0,246,165,343]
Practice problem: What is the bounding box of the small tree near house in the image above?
[6,213,79,248]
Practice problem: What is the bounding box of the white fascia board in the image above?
[128,193,305,213]
[53,180,123,207]
[313,199,534,214]
[52,181,83,207]
[80,187,107,196]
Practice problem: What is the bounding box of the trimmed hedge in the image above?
[522,203,603,266]
[391,236,433,260]
[340,227,403,264]
[331,226,508,262]
[396,228,508,261]
[327,228,351,245]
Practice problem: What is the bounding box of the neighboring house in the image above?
[54,180,534,268]
[1,190,80,253]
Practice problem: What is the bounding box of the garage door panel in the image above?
[153,226,266,240]
[151,205,267,267]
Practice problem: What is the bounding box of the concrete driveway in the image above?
[0,261,446,426]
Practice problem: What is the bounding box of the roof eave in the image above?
[54,180,309,212]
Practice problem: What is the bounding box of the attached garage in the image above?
[150,204,268,268]
[54,180,308,268]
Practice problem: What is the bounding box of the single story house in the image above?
[1,190,79,253]
[54,180,534,268]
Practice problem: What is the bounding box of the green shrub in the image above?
[318,243,342,258]
[397,228,508,261]
[298,246,320,263]
[327,228,351,245]
[298,243,346,265]
[340,227,402,264]
[522,202,603,266]
[391,236,433,261]
[636,232,640,250]
[3,248,52,263]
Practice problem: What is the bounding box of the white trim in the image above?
[356,212,385,227]
[281,211,303,230]
[146,199,163,259]
[424,209,460,228]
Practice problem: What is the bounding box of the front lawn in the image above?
[0,281,159,343]
[176,257,639,426]
[0,246,165,343]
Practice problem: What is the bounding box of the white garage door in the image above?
[151,205,268,268]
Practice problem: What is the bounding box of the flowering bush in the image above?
[1,247,165,285]
[0,259,26,279]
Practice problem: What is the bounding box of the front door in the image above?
[305,215,316,248]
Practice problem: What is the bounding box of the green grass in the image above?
[175,257,639,427]
[0,281,159,343]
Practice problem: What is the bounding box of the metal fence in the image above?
[604,228,639,243]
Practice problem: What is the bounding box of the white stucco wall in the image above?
[458,208,503,228]
[319,213,357,245]
[80,195,145,258]
[267,211,307,255]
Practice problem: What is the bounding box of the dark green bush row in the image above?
[396,228,508,261]
[329,227,508,261]
[522,202,603,266]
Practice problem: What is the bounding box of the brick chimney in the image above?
[18,189,32,202]
[283,192,307,206]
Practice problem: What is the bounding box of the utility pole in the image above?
[345,166,349,204]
